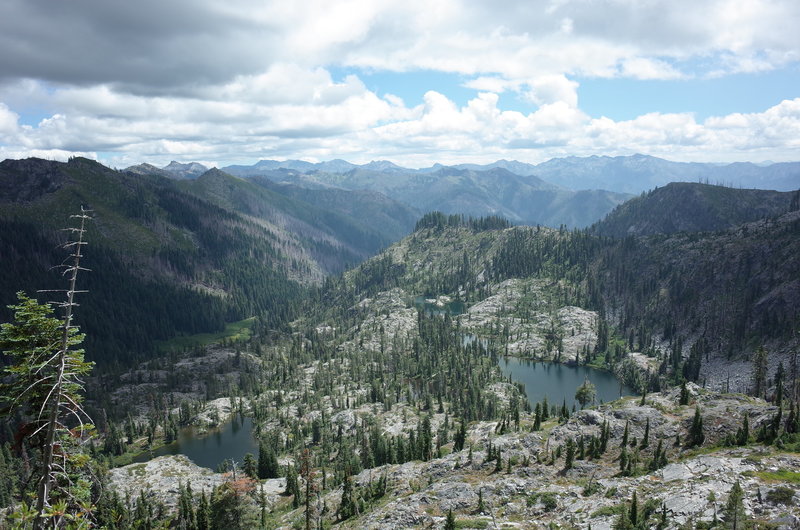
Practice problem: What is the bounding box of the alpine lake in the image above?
[140,297,633,470]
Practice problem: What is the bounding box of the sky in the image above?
[0,0,799,169]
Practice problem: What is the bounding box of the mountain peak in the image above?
[162,161,209,179]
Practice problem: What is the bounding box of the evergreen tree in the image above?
[687,406,705,448]
[258,440,279,479]
[337,474,358,521]
[620,420,630,448]
[575,379,597,409]
[723,480,746,529]
[640,418,650,449]
[285,464,300,508]
[564,438,575,471]
[444,508,456,530]
[752,346,768,399]
[197,489,211,530]
[736,414,749,446]
[454,421,467,452]
[242,452,258,479]
[679,381,690,406]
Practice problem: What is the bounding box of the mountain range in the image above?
[219,153,800,193]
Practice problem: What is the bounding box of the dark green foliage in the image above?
[337,475,358,521]
[414,212,510,232]
[620,420,630,448]
[258,440,280,479]
[210,481,256,529]
[564,438,575,471]
[736,414,750,446]
[285,464,300,507]
[444,509,456,530]
[679,381,690,406]
[177,481,197,530]
[197,489,211,530]
[575,379,596,409]
[640,418,650,449]
[454,421,467,452]
[723,480,747,529]
[687,406,705,448]
[242,453,257,479]
[766,486,795,506]
[752,346,768,399]
[648,439,668,472]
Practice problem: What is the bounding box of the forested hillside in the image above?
[326,210,800,389]
[0,157,414,367]
[594,182,799,237]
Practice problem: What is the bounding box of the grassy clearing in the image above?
[157,317,256,350]
[754,470,800,484]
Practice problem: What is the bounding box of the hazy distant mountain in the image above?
[251,176,419,245]
[263,165,630,228]
[533,154,800,193]
[420,159,539,176]
[593,182,800,238]
[225,154,799,193]
[224,159,358,176]
[125,162,175,179]
[161,160,208,179]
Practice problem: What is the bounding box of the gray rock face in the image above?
[108,455,225,507]
[0,158,69,202]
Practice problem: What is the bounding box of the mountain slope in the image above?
[593,182,799,237]
[260,165,632,228]
[0,157,409,366]
[330,209,799,390]
[251,176,419,245]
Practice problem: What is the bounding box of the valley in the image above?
[0,157,798,528]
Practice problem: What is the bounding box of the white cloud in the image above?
[620,58,687,80]
[0,0,798,166]
[0,103,19,138]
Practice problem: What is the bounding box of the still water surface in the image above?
[134,415,257,470]
[498,357,635,410]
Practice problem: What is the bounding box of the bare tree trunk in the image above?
[34,209,89,529]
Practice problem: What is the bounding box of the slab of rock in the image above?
[108,455,224,507]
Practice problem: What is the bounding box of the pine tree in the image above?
[620,420,630,448]
[679,381,690,405]
[337,474,357,521]
[736,414,749,446]
[640,418,650,449]
[444,509,456,530]
[258,440,279,479]
[687,406,705,448]
[454,421,467,452]
[242,452,257,479]
[752,346,768,399]
[285,464,300,507]
[723,480,746,529]
[197,489,211,530]
[564,438,575,471]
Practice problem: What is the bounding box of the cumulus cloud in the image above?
[0,0,798,165]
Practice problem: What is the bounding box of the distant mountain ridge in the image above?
[219,153,800,193]
[231,164,631,228]
[593,182,800,237]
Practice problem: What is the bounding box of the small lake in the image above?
[134,415,257,470]
[413,296,465,316]
[497,357,635,410]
